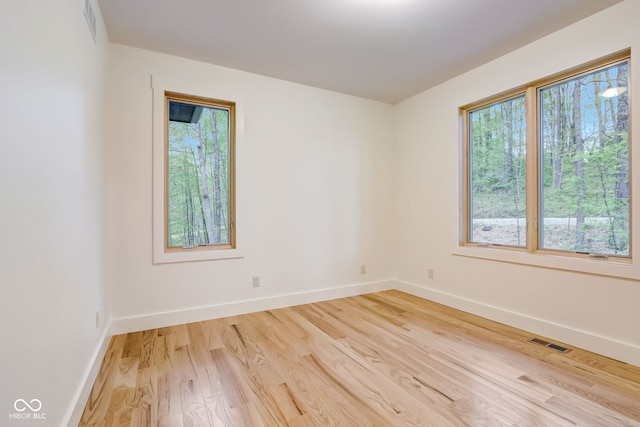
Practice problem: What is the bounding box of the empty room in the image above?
[2,0,640,425]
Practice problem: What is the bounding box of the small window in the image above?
[165,92,235,252]
[462,50,630,260]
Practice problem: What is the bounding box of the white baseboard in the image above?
[62,326,112,427]
[392,279,640,367]
[109,279,396,335]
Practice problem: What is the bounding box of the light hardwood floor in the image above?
[79,290,640,426]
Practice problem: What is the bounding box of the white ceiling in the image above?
[98,0,622,104]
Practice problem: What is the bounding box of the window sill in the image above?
[453,245,636,281]
[153,247,244,264]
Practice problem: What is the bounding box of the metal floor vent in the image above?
[528,338,571,353]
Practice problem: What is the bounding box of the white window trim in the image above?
[452,245,638,281]
[151,74,245,264]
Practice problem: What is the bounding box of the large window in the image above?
[165,92,235,252]
[462,51,630,260]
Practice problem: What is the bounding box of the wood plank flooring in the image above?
[79,290,640,426]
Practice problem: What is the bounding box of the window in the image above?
[462,50,630,261]
[165,92,235,252]
[468,95,527,248]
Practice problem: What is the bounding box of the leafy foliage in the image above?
[470,95,527,247]
[469,61,629,255]
[168,104,231,247]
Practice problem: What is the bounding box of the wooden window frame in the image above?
[163,91,236,253]
[460,49,632,264]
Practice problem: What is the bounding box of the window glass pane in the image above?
[539,61,629,255]
[469,95,527,247]
[167,100,231,247]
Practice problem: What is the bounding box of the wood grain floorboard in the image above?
[80,290,640,426]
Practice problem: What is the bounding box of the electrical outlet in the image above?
[252,276,261,287]
[95,311,100,328]
[428,268,434,280]
[360,264,366,274]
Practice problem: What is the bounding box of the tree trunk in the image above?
[481,107,492,192]
[210,111,222,243]
[613,63,629,251]
[185,186,194,246]
[551,88,564,189]
[572,82,585,251]
[503,102,515,189]
[595,75,605,149]
[195,124,215,244]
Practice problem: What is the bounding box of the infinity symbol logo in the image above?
[14,399,42,412]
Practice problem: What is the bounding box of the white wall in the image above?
[394,0,640,365]
[105,45,396,326]
[0,0,109,425]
